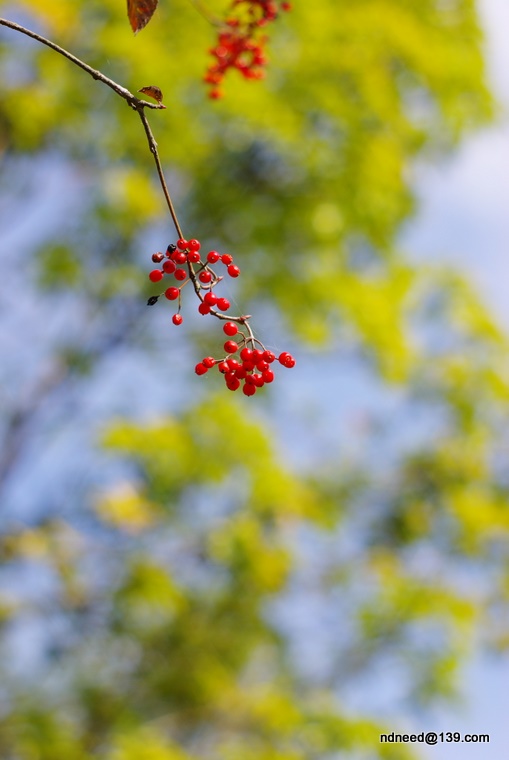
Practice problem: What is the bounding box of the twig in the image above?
[0,17,180,231]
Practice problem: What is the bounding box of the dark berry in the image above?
[152,252,164,263]
[147,295,159,306]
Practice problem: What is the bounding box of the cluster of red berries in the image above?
[147,237,295,395]
[204,0,292,99]
[196,324,295,396]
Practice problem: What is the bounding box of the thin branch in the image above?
[136,108,184,239]
[0,15,254,332]
[0,16,181,232]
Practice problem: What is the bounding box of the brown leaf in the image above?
[138,85,165,105]
[127,0,158,34]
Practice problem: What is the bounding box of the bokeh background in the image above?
[1,0,509,758]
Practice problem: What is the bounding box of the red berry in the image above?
[227,358,240,370]
[224,340,238,354]
[152,252,164,263]
[172,313,183,326]
[195,362,208,375]
[263,350,276,363]
[163,260,176,274]
[218,361,230,373]
[165,286,179,300]
[188,251,201,263]
[223,322,238,336]
[202,356,216,368]
[279,352,296,368]
[166,244,177,256]
[243,383,256,396]
[217,298,230,311]
[177,238,188,249]
[174,251,187,264]
[221,254,233,265]
[174,268,187,281]
[227,377,241,391]
[252,373,264,387]
[262,369,274,383]
[252,349,264,362]
[240,347,253,362]
[204,292,218,306]
[256,360,269,372]
[198,302,211,315]
[227,264,240,278]
[242,360,255,372]
[199,270,212,284]
[207,251,220,263]
[188,239,201,251]
[235,367,247,379]
[149,269,163,283]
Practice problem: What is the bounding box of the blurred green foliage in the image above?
[1,1,509,758]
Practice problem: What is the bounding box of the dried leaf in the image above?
[127,0,158,34]
[138,85,165,105]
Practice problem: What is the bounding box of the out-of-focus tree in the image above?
[1,1,509,758]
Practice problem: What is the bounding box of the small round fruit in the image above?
[207,251,220,263]
[202,356,216,368]
[177,238,188,249]
[172,313,183,325]
[165,286,179,300]
[199,270,212,284]
[204,292,218,306]
[174,268,187,281]
[227,264,240,278]
[149,269,163,283]
[195,362,208,375]
[224,340,238,354]
[162,260,176,274]
[198,302,210,315]
[221,254,233,265]
[188,251,201,263]
[223,322,238,336]
[152,252,164,263]
[188,239,201,251]
[216,297,230,311]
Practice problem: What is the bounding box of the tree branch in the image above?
[0,16,182,235]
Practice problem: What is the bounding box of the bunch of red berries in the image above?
[147,237,295,395]
[204,0,292,99]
